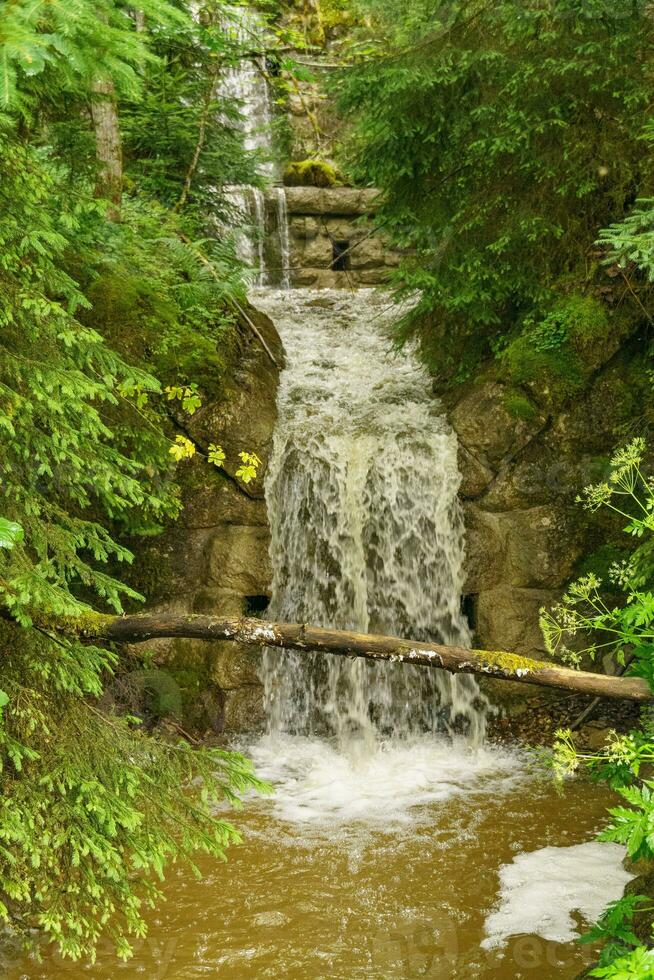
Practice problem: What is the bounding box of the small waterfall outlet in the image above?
[252,288,487,754]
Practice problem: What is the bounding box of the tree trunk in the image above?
[60,613,654,703]
[91,76,123,220]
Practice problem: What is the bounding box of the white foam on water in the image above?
[482,841,635,948]
[245,733,524,827]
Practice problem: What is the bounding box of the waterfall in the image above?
[253,289,487,749]
[218,7,275,175]
[272,187,292,289]
[224,186,268,285]
[216,8,291,287]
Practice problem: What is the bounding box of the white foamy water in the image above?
[247,733,523,827]
[482,842,634,948]
[252,287,485,747]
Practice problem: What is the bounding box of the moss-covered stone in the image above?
[504,390,539,421]
[502,337,585,406]
[284,159,343,188]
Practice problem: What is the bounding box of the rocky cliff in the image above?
[448,331,648,671]
[125,305,282,733]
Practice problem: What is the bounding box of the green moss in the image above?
[84,265,238,395]
[502,337,584,402]
[565,294,610,347]
[283,159,342,188]
[498,292,623,407]
[504,390,538,421]
[36,610,115,638]
[475,649,549,674]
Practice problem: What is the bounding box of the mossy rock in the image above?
[83,264,238,395]
[283,159,343,188]
[504,389,539,422]
[499,292,634,410]
[501,337,584,406]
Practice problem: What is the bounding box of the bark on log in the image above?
[66,613,654,703]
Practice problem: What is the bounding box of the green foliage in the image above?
[235,451,262,484]
[600,199,654,284]
[522,295,608,354]
[0,0,183,114]
[336,0,654,383]
[0,0,270,965]
[0,520,23,551]
[0,626,267,961]
[121,8,263,206]
[80,199,244,395]
[543,441,654,970]
[589,945,654,978]
[0,139,175,625]
[581,895,651,968]
[541,439,654,674]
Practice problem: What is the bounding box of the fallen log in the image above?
[62,613,653,703]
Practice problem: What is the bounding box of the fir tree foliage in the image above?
[0,0,269,964]
[336,0,654,383]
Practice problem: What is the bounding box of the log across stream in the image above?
[66,612,652,703]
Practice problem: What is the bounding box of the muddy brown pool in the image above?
[12,733,625,980]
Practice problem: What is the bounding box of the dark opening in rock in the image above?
[461,593,478,631]
[245,595,270,617]
[332,240,351,271]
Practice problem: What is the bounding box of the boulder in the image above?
[222,686,265,732]
[462,505,505,593]
[450,381,545,468]
[211,643,262,689]
[476,586,560,658]
[208,524,272,597]
[458,445,494,499]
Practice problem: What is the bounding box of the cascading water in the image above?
[252,288,487,759]
[217,8,291,287]
[271,187,292,289]
[21,283,632,980]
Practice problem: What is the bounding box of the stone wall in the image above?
[447,337,643,672]
[128,306,282,734]
[268,186,402,288]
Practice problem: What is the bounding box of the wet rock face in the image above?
[450,349,639,669]
[129,305,282,734]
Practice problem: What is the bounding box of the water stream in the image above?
[217,6,276,284]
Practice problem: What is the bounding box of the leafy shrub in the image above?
[337,0,654,381]
[542,440,654,974]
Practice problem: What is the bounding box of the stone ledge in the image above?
[283,186,382,216]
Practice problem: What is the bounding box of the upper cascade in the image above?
[216,6,289,286]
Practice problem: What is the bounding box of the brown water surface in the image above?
[12,734,624,980]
